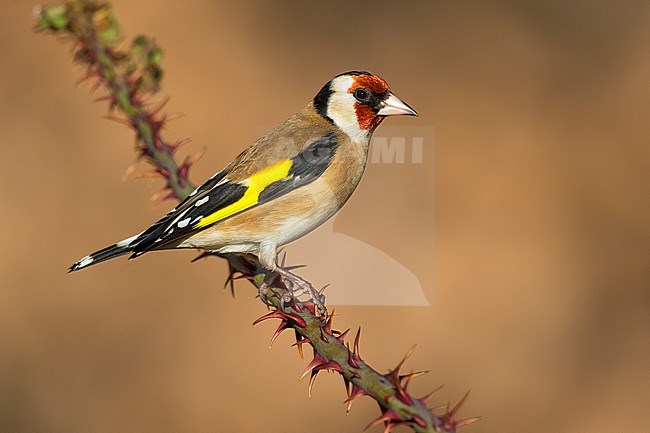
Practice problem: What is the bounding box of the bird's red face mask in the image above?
[349,74,417,131]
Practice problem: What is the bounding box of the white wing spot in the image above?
[78,256,94,268]
[195,196,209,207]
[116,234,138,248]
[191,215,203,224]
[178,217,191,228]
[189,188,199,197]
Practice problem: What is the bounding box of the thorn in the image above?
[400,369,431,390]
[347,345,360,369]
[384,421,412,433]
[364,410,399,431]
[389,344,417,379]
[438,390,475,431]
[300,352,327,380]
[336,328,350,344]
[429,404,447,413]
[253,310,306,328]
[93,94,115,104]
[294,330,305,359]
[121,164,137,183]
[412,415,427,428]
[343,377,351,398]
[456,416,482,428]
[318,283,331,295]
[150,188,172,204]
[103,114,132,128]
[345,384,368,414]
[129,170,164,180]
[169,137,193,154]
[420,384,445,404]
[352,327,362,361]
[149,95,170,115]
[300,353,343,381]
[307,371,319,397]
[291,335,311,360]
[269,320,291,348]
[89,79,103,95]
[449,389,471,419]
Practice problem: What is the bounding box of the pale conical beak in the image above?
[377,92,418,117]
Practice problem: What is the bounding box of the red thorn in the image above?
[88,79,103,95]
[347,345,360,369]
[439,390,475,431]
[93,94,115,104]
[103,114,132,128]
[300,352,327,380]
[412,415,427,428]
[307,370,319,397]
[293,330,307,359]
[161,191,177,202]
[450,389,471,418]
[352,327,362,361]
[429,404,448,414]
[383,421,413,433]
[269,319,292,348]
[291,335,311,361]
[345,384,368,414]
[388,345,417,380]
[335,328,350,344]
[253,311,306,328]
[158,166,170,178]
[420,384,445,404]
[177,164,188,180]
[185,145,206,166]
[149,96,170,115]
[364,409,400,431]
[455,416,482,428]
[399,369,430,390]
[128,170,163,180]
[300,352,344,381]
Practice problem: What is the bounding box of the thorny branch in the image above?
[37,1,478,432]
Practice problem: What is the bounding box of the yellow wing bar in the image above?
[194,159,293,228]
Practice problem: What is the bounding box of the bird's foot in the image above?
[257,272,278,307]
[274,266,327,316]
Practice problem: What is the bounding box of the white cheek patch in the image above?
[327,76,370,143]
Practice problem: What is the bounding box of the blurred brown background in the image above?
[1,1,649,432]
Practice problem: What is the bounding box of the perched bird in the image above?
[69,71,417,310]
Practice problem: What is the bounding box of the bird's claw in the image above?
[257,273,277,307]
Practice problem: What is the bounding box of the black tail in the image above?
[68,235,138,272]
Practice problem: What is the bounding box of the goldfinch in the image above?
[69,71,417,307]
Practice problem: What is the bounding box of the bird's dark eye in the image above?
[354,88,370,102]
